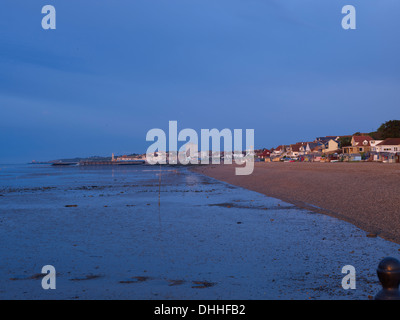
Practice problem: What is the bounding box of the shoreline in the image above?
[2,163,400,299]
[191,162,400,245]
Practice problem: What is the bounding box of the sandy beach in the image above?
[193,162,400,244]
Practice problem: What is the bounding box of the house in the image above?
[311,143,324,153]
[371,138,400,163]
[271,145,290,161]
[272,145,286,156]
[352,135,373,147]
[370,140,384,152]
[288,143,301,157]
[258,149,271,159]
[299,143,308,155]
[313,136,340,153]
[253,149,271,162]
[316,136,338,144]
[310,142,325,153]
[375,138,400,153]
[322,139,340,154]
[292,142,317,155]
[287,142,308,157]
[342,135,373,154]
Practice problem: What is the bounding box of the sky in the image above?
[0,0,399,162]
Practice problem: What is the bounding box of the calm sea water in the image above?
[0,163,399,300]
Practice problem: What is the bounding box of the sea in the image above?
[0,163,399,300]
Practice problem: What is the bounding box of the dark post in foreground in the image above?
[375,257,400,300]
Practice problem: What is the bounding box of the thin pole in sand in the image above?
[157,163,162,233]
[158,163,161,206]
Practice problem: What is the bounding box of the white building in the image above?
[375,138,400,153]
[370,140,384,152]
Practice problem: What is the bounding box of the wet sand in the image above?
[193,162,400,244]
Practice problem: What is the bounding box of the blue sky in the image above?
[1,0,399,162]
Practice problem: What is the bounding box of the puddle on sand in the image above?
[69,274,103,281]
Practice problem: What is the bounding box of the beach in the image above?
[192,162,400,244]
[1,163,400,299]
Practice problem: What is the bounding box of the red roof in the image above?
[353,135,373,146]
[290,142,306,152]
[290,144,302,152]
[377,138,400,146]
[260,149,271,157]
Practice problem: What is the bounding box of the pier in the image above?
[79,160,146,166]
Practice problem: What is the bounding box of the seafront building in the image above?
[371,138,400,163]
[106,135,400,165]
[265,135,400,163]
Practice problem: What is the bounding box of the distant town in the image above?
[255,135,400,163]
[32,120,400,165]
[257,120,400,163]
